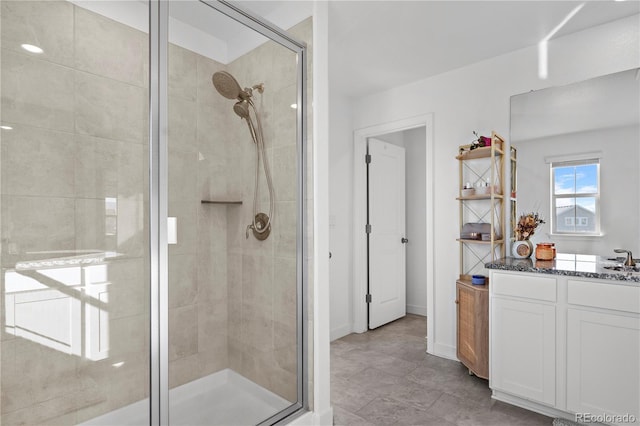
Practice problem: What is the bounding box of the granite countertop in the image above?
[486,253,640,283]
[11,251,123,271]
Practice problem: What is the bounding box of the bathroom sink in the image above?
[607,257,640,263]
[603,265,640,272]
[603,265,625,271]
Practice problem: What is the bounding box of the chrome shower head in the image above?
[212,71,242,100]
[233,100,250,119]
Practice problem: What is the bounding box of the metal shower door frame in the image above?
[149,1,168,424]
[149,1,308,424]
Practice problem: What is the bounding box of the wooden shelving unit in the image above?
[457,131,507,281]
[509,146,518,242]
[455,131,513,379]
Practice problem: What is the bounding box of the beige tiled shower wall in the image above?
[166,43,231,388]
[1,2,150,424]
[226,18,313,404]
[166,16,315,401]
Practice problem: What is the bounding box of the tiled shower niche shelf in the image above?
[201,200,243,205]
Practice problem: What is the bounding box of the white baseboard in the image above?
[429,341,458,361]
[492,390,576,422]
[330,323,352,341]
[406,304,427,316]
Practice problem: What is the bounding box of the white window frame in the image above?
[550,158,600,235]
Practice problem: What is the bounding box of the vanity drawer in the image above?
[492,272,557,302]
[568,280,640,314]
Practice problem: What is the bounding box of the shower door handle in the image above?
[168,217,177,245]
[401,237,409,244]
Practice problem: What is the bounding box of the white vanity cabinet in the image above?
[489,270,640,425]
[490,272,557,407]
[566,280,640,422]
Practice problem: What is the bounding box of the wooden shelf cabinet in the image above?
[457,131,507,279]
[455,131,514,379]
[456,279,489,379]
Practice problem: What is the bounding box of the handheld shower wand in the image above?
[212,71,274,241]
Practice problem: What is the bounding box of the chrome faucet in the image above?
[614,249,636,267]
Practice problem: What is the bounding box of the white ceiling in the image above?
[70,1,638,96]
[70,1,313,64]
[171,1,313,62]
[327,1,640,98]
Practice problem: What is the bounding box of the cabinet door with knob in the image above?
[491,296,556,406]
[456,280,489,379]
[567,309,640,420]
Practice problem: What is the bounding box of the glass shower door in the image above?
[1,1,308,424]
[1,1,151,424]
[165,1,307,424]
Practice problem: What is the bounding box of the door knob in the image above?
[401,237,409,244]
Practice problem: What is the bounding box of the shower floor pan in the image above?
[81,369,291,426]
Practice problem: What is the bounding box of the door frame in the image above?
[352,114,435,350]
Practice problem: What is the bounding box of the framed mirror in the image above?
[510,68,640,256]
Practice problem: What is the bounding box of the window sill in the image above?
[547,233,604,239]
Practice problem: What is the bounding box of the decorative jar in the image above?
[535,242,556,260]
[512,240,534,259]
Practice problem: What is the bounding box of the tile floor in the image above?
[331,314,552,425]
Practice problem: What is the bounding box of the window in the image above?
[105,197,117,236]
[551,159,600,234]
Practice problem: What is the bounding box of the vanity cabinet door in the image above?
[491,297,556,406]
[567,308,640,421]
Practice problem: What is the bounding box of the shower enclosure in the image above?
[0,1,310,424]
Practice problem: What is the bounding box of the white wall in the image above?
[330,14,640,358]
[311,2,333,423]
[328,92,354,341]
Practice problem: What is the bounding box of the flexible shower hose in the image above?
[245,97,274,236]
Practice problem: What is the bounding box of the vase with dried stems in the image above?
[512,212,545,258]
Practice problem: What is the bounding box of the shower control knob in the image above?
[401,237,409,244]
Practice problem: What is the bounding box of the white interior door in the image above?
[368,138,406,329]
